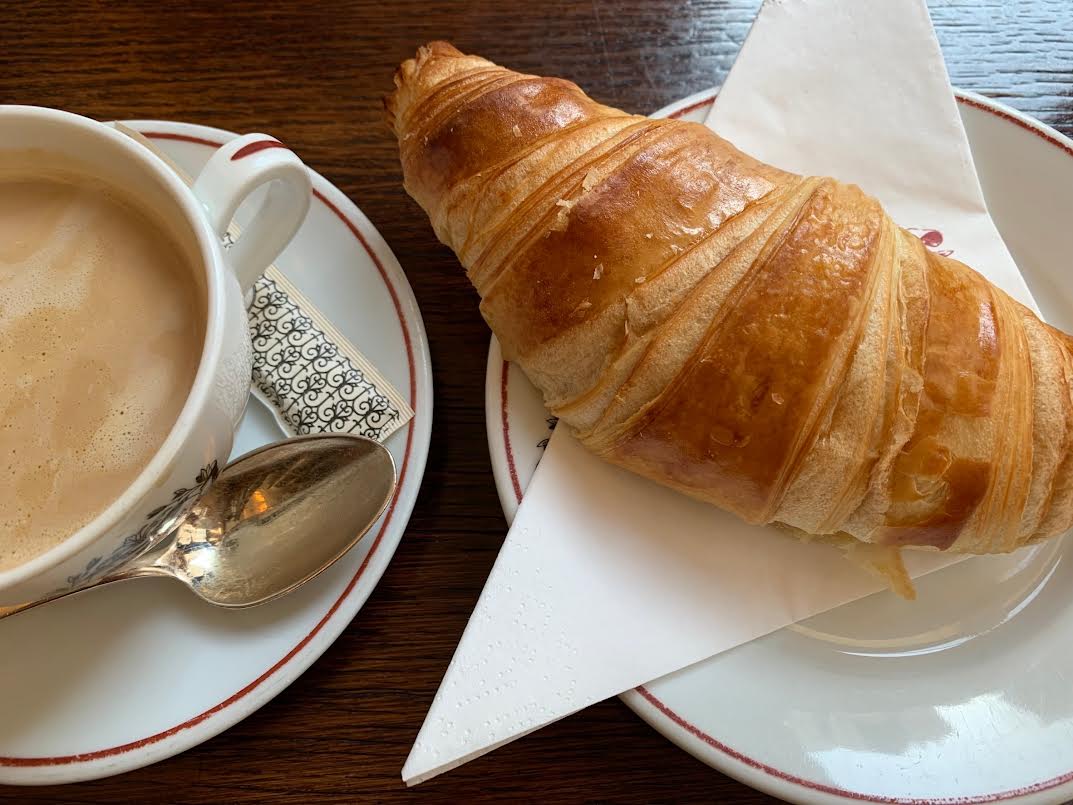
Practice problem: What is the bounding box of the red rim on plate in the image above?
[497,91,1073,804]
[0,130,419,770]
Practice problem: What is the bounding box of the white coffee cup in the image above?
[0,105,312,605]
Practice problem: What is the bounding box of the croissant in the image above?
[387,42,1073,597]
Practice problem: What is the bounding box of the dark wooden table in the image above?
[2,1,1071,802]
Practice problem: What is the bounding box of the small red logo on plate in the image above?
[907,227,954,257]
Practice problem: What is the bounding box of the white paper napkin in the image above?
[403,0,1035,785]
[708,0,1032,309]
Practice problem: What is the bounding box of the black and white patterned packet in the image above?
[245,266,413,440]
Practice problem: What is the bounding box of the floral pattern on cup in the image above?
[64,461,220,591]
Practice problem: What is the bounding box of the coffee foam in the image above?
[0,164,205,572]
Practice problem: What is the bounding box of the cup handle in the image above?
[191,133,312,292]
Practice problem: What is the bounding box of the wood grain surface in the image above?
[2,1,1071,802]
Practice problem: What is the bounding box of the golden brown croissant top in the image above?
[388,42,1073,595]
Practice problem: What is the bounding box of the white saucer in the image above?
[487,90,1073,804]
[0,121,432,785]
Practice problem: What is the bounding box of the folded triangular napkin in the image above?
[404,0,1035,784]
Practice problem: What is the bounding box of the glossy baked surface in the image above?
[390,43,1073,574]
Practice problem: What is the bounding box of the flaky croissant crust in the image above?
[388,42,1073,595]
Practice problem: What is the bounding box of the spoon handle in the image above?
[0,576,135,620]
[0,542,174,621]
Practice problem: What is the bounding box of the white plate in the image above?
[0,121,432,785]
[486,89,1073,804]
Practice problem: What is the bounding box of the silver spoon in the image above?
[0,433,396,619]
